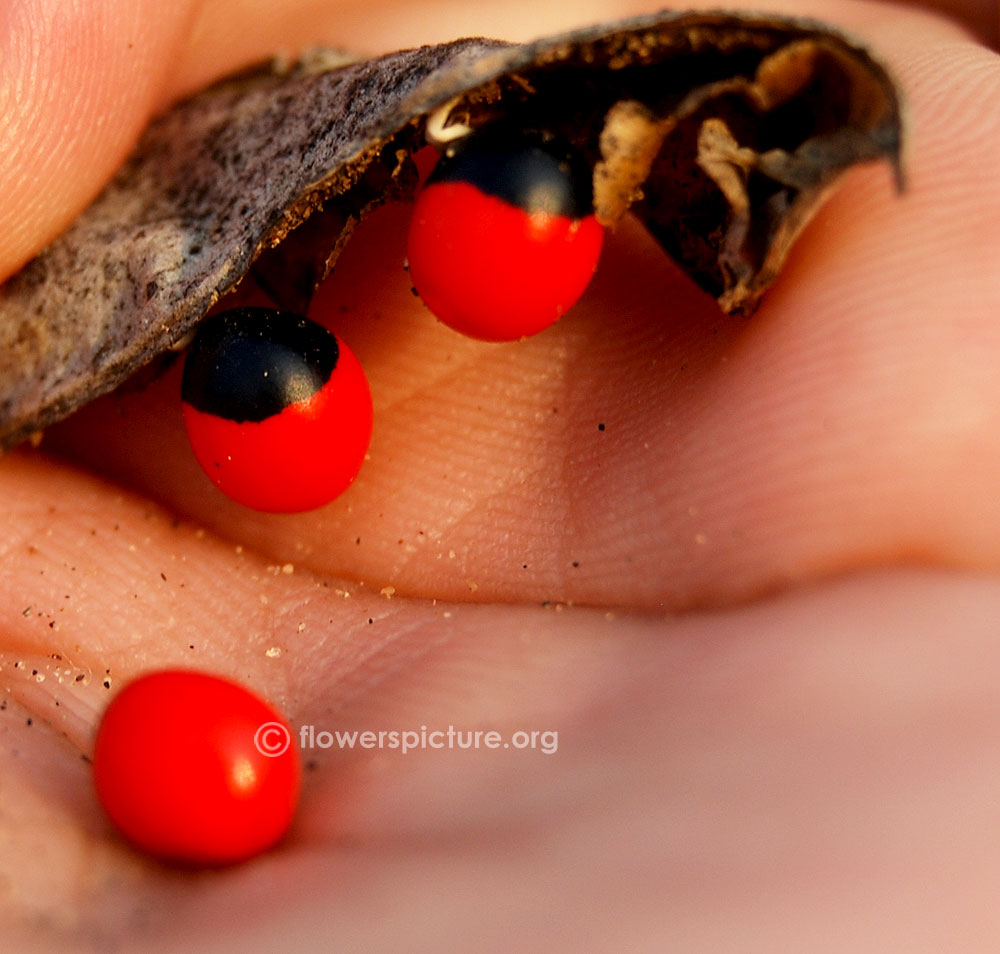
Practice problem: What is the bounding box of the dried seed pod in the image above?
[0,10,903,450]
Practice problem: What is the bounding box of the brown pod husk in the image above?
[0,10,903,450]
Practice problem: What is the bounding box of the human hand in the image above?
[2,1,999,952]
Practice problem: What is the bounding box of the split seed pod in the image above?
[0,10,903,449]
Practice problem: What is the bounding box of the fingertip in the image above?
[0,0,197,281]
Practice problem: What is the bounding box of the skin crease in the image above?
[1,0,1000,951]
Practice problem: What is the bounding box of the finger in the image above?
[7,486,1000,952]
[0,0,199,281]
[0,444,645,943]
[297,571,1000,954]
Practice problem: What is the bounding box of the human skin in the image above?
[1,0,1000,951]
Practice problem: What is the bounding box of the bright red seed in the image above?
[93,669,301,866]
[407,135,604,342]
[181,307,373,513]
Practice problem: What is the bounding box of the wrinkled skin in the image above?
[2,1,1000,952]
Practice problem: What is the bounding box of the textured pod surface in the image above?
[0,10,903,449]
